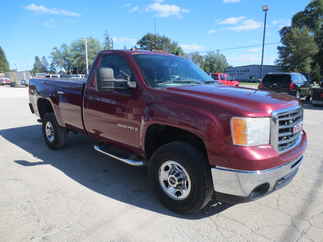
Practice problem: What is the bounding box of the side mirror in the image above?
[98,67,128,90]
[119,70,137,88]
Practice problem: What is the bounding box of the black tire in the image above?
[42,113,66,149]
[149,141,213,214]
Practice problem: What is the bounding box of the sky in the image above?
[1,0,311,71]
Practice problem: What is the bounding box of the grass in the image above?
[239,82,259,89]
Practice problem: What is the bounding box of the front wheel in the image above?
[149,142,213,214]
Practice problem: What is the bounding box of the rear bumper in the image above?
[211,155,303,203]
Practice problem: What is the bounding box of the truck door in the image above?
[83,53,143,149]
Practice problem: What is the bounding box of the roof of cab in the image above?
[99,49,175,56]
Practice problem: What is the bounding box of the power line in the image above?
[200,42,280,53]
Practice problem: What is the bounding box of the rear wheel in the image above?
[42,113,66,149]
[150,142,213,214]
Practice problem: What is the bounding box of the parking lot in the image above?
[0,86,323,242]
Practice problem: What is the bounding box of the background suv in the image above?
[259,72,312,101]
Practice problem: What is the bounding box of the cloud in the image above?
[219,16,246,25]
[228,19,262,31]
[247,48,261,53]
[223,0,241,3]
[24,3,80,17]
[146,0,189,18]
[208,29,217,35]
[272,19,291,29]
[180,44,204,52]
[228,53,275,66]
[124,3,140,13]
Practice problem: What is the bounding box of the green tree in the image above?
[203,51,229,73]
[277,27,319,74]
[103,30,114,50]
[137,33,184,55]
[316,26,323,78]
[312,63,321,83]
[49,62,57,73]
[0,46,10,72]
[41,56,49,72]
[279,0,323,79]
[70,38,102,73]
[188,52,205,68]
[50,38,102,74]
[50,44,73,73]
[292,0,323,32]
[32,56,45,73]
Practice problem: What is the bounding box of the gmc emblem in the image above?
[293,122,303,134]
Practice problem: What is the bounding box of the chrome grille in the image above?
[271,106,303,153]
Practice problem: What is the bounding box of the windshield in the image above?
[133,54,214,88]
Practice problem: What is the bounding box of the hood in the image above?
[166,85,299,116]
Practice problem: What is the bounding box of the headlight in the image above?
[231,117,270,146]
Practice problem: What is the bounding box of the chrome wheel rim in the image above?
[45,121,55,143]
[159,161,191,200]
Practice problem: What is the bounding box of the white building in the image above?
[226,65,282,82]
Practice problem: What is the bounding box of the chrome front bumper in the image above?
[211,156,303,199]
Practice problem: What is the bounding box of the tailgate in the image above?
[312,88,323,101]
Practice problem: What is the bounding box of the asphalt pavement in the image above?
[0,86,323,242]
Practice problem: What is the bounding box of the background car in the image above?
[0,77,12,86]
[211,72,240,87]
[258,72,312,101]
[19,80,29,86]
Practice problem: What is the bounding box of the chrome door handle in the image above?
[57,91,64,95]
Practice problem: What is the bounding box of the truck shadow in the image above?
[0,125,233,219]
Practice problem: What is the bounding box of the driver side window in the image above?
[99,54,135,82]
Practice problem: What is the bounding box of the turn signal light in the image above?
[231,118,247,145]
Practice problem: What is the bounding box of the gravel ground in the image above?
[0,86,323,242]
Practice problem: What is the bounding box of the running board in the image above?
[94,145,144,167]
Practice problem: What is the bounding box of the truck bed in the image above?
[29,78,87,130]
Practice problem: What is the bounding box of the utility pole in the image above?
[154,18,157,50]
[260,5,269,80]
[84,38,89,75]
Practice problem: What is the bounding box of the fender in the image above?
[29,79,65,127]
[140,100,224,161]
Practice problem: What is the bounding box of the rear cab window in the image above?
[263,74,291,88]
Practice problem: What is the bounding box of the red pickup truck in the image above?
[29,50,307,214]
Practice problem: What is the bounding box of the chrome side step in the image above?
[94,145,144,167]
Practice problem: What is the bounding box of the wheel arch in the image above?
[37,98,65,127]
[144,124,208,161]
